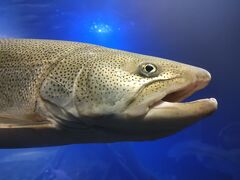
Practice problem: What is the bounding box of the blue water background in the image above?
[0,0,239,179]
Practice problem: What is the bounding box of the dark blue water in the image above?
[0,0,239,179]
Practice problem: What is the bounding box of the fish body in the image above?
[0,39,217,148]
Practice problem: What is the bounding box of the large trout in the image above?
[0,39,217,148]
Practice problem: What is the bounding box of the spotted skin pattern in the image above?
[0,39,84,114]
[0,39,187,121]
[0,39,217,148]
[40,44,186,123]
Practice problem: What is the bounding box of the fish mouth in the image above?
[149,78,212,109]
[144,70,218,129]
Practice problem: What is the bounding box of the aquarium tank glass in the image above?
[0,0,239,179]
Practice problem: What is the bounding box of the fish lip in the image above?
[148,78,211,110]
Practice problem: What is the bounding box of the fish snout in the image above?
[181,65,212,92]
[193,66,211,84]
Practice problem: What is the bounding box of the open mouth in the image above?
[145,76,218,123]
[151,79,211,108]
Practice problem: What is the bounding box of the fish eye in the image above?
[139,63,159,77]
[145,64,155,73]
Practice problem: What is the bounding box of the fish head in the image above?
[40,47,217,141]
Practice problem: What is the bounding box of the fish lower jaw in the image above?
[152,98,217,110]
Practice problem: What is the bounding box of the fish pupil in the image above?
[145,65,154,72]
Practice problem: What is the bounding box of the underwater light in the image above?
[90,23,112,34]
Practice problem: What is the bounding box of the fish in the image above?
[0,39,218,148]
